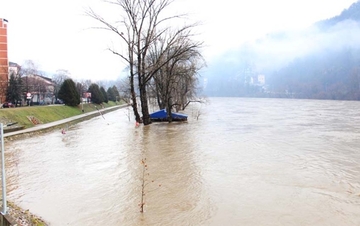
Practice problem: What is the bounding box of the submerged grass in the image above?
[0,101,121,129]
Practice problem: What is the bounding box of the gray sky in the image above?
[0,0,357,81]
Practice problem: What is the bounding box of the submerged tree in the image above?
[148,31,204,121]
[87,0,203,125]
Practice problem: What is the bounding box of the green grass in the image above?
[0,101,123,129]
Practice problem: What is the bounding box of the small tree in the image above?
[88,83,103,104]
[58,79,80,106]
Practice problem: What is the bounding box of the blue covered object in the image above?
[150,109,188,122]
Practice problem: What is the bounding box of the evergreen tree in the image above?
[108,85,121,102]
[88,83,103,104]
[100,86,108,103]
[107,87,115,102]
[6,73,22,105]
[112,85,120,102]
[107,85,120,102]
[58,79,80,106]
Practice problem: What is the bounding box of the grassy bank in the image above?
[0,101,122,129]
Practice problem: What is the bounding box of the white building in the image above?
[258,75,265,85]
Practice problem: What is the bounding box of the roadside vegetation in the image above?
[0,101,121,129]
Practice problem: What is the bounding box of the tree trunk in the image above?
[130,73,141,123]
[140,84,151,125]
[167,97,173,123]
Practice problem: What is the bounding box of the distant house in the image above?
[22,74,55,105]
[257,75,265,85]
[250,74,266,85]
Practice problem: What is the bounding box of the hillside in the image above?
[203,1,360,100]
[317,1,360,28]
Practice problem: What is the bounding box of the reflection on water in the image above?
[4,98,360,225]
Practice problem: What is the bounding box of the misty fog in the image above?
[203,2,360,100]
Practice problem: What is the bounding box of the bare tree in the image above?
[81,79,93,92]
[21,60,40,76]
[21,75,51,104]
[148,31,204,121]
[87,0,202,125]
[116,76,132,103]
[52,69,71,99]
[76,82,86,100]
[19,61,47,104]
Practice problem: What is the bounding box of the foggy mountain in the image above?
[203,1,360,100]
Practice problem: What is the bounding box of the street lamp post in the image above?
[0,122,16,215]
[0,123,6,215]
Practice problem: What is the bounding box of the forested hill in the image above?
[317,1,360,28]
[269,1,360,100]
[203,1,360,100]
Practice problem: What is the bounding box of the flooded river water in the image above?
[4,98,360,225]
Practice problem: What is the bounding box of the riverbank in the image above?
[1,103,129,225]
[0,101,123,131]
[2,201,48,226]
[2,102,128,141]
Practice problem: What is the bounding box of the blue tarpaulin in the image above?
[150,109,188,121]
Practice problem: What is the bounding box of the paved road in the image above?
[4,105,128,138]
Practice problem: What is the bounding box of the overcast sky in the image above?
[0,0,358,81]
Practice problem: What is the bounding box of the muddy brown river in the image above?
[4,98,360,225]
